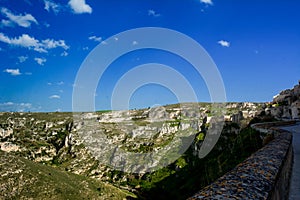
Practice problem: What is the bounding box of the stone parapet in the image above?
[188,122,294,199]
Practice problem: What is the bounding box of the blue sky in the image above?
[0,0,300,112]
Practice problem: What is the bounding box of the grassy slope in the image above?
[0,151,135,200]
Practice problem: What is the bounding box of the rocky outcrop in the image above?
[0,102,264,194]
[267,81,300,119]
[0,142,19,152]
[291,100,300,119]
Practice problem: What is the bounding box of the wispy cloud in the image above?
[60,51,68,56]
[3,102,13,106]
[49,94,60,99]
[42,39,69,50]
[0,7,38,28]
[24,0,33,6]
[0,102,32,112]
[3,68,21,76]
[148,9,161,17]
[47,81,64,86]
[44,22,50,28]
[68,0,92,14]
[0,32,69,53]
[34,57,47,65]
[44,0,62,14]
[218,40,230,47]
[132,41,138,45]
[1,19,13,27]
[88,35,102,42]
[18,55,28,63]
[200,0,213,5]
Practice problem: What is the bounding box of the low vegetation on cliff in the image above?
[0,102,270,199]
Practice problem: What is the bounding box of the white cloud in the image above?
[132,41,138,45]
[200,0,213,5]
[0,32,69,53]
[0,33,39,49]
[61,51,68,56]
[18,56,28,63]
[34,57,47,65]
[0,7,38,28]
[218,40,230,47]
[44,0,61,13]
[3,68,21,76]
[0,102,32,112]
[88,35,102,42]
[68,0,92,14]
[44,22,50,28]
[148,9,161,17]
[19,102,32,107]
[4,102,14,106]
[42,39,69,50]
[47,81,64,86]
[1,19,13,27]
[49,95,60,99]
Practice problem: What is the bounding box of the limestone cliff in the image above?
[0,102,264,198]
[266,81,300,119]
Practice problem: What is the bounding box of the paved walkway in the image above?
[280,122,300,200]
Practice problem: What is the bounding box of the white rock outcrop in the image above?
[268,81,300,119]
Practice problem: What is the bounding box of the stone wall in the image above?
[188,122,294,199]
[269,135,293,200]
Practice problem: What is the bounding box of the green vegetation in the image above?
[175,157,187,169]
[133,120,150,126]
[166,119,180,127]
[0,151,136,200]
[195,132,205,142]
[0,102,267,199]
[124,123,263,199]
[96,110,112,114]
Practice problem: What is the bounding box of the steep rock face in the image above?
[268,81,300,119]
[0,103,264,191]
[265,106,282,119]
[291,100,300,119]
